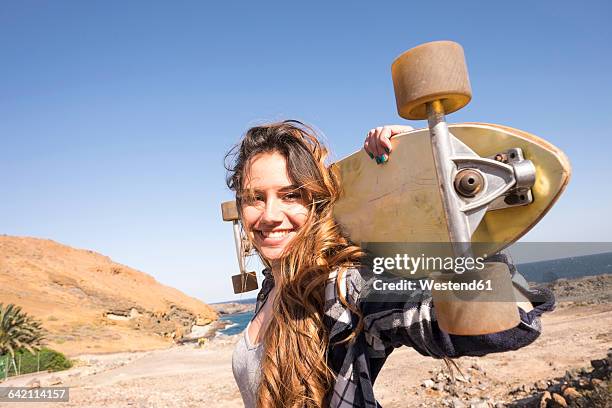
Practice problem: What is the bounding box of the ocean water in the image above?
[219,310,255,336]
[217,298,256,336]
[517,251,612,283]
[217,251,612,335]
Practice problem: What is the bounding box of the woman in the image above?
[225,121,554,408]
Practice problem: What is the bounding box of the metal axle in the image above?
[426,100,473,259]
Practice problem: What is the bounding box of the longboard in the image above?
[222,41,571,335]
[332,122,571,268]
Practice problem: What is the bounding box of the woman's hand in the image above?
[363,125,414,164]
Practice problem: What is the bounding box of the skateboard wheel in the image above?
[392,41,472,120]
[221,200,239,221]
[431,262,520,335]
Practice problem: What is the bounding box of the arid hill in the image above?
[0,236,218,356]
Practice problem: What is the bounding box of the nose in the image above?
[261,197,284,224]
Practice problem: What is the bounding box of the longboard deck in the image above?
[332,123,571,260]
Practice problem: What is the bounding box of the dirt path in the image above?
[2,303,610,408]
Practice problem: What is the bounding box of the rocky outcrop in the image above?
[504,349,611,408]
[537,274,612,306]
[211,302,256,315]
[415,348,612,407]
[0,235,218,356]
[178,320,231,343]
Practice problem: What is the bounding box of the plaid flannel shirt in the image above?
[252,253,556,408]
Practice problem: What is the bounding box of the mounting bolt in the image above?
[494,153,508,163]
[454,169,484,198]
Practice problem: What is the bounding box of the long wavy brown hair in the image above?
[225,120,364,407]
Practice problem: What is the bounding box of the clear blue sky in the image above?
[1,1,611,303]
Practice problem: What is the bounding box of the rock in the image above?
[534,380,548,391]
[451,397,466,408]
[46,376,62,386]
[211,302,255,315]
[590,359,606,369]
[211,320,232,330]
[551,393,567,407]
[494,403,505,408]
[195,317,212,326]
[457,374,471,383]
[26,378,41,388]
[181,324,216,341]
[562,387,581,400]
[540,391,551,408]
[510,385,522,395]
[433,382,445,391]
[591,378,603,387]
[422,379,435,388]
[436,372,448,382]
[521,384,532,393]
[469,401,488,408]
[548,383,562,394]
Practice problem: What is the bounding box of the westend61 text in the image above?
[372,254,486,274]
[373,279,493,292]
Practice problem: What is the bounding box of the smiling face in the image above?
[241,151,309,264]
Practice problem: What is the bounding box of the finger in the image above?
[387,125,414,138]
[378,127,393,155]
[365,131,377,154]
[367,129,376,140]
[366,130,377,152]
[372,127,384,159]
[363,140,374,159]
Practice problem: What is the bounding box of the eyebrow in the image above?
[260,184,300,192]
[243,184,302,194]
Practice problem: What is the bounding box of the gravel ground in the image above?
[1,275,610,408]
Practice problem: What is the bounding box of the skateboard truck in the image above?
[221,201,258,294]
[443,137,537,236]
[487,147,536,210]
[392,41,532,335]
[392,42,536,241]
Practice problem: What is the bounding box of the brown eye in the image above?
[283,192,301,201]
[242,192,264,205]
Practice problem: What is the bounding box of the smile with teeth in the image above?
[259,229,293,239]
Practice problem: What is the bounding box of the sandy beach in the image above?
[2,297,610,408]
